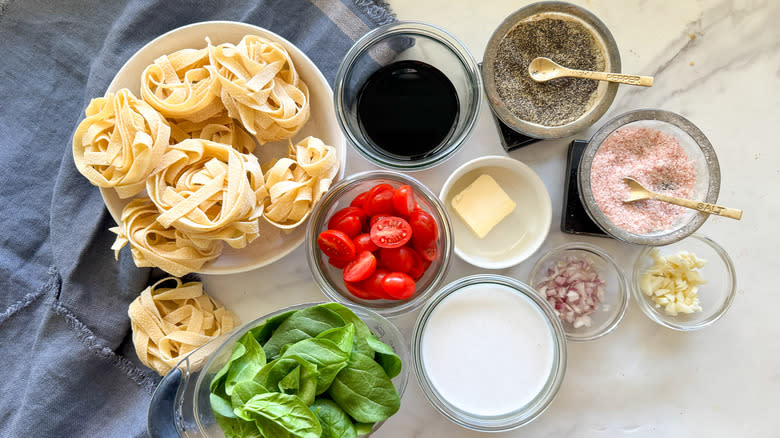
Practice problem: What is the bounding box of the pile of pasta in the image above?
[128,277,240,375]
[72,35,339,276]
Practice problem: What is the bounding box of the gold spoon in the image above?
[622,177,742,220]
[529,57,654,87]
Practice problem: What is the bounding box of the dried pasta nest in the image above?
[148,139,268,249]
[208,35,310,145]
[72,89,170,198]
[128,277,240,376]
[140,47,224,122]
[110,198,223,277]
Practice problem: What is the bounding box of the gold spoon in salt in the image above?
[529,57,654,87]
[622,177,742,220]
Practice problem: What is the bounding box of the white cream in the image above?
[421,283,555,416]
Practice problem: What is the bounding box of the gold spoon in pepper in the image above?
[622,177,742,220]
[529,57,654,87]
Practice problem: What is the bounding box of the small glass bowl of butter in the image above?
[439,156,551,269]
[631,234,736,331]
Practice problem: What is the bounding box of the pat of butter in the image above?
[451,174,516,239]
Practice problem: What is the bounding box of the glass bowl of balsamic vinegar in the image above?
[334,21,482,171]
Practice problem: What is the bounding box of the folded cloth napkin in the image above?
[0,1,393,436]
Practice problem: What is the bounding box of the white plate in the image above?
[440,156,551,269]
[103,21,346,275]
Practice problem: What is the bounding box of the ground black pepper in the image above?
[494,15,606,127]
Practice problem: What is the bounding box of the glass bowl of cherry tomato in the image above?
[306,170,453,317]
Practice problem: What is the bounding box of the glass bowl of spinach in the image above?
[147,302,409,437]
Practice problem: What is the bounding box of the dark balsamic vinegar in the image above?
[356,60,460,160]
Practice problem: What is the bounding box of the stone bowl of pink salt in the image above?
[578,109,721,246]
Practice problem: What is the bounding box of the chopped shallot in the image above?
[535,255,606,328]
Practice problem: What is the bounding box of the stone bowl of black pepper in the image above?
[334,21,482,170]
[482,1,621,139]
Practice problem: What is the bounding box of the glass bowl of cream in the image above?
[411,274,566,431]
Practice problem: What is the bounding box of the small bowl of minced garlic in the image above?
[631,233,736,331]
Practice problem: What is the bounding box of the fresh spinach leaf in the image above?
[214,413,263,438]
[230,380,268,410]
[210,341,247,393]
[319,303,373,357]
[365,335,402,379]
[310,399,357,438]
[282,337,351,394]
[209,393,236,419]
[255,355,318,406]
[249,310,296,344]
[316,324,355,355]
[263,306,346,359]
[328,352,401,423]
[236,392,322,438]
[225,332,266,396]
[354,422,375,436]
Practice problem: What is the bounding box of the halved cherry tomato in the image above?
[328,207,367,230]
[369,214,390,228]
[317,230,356,260]
[381,272,416,299]
[392,185,415,217]
[409,210,438,247]
[370,216,412,248]
[378,247,415,274]
[414,243,437,262]
[343,251,376,282]
[407,249,426,280]
[344,280,378,300]
[328,256,353,269]
[350,191,370,209]
[366,183,393,199]
[353,233,378,253]
[361,268,391,299]
[363,189,395,216]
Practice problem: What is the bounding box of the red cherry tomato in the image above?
[370,216,412,248]
[378,247,415,274]
[409,210,438,248]
[328,207,367,230]
[381,272,416,300]
[343,251,377,282]
[328,256,352,269]
[344,280,378,300]
[366,183,393,199]
[363,189,396,216]
[392,185,415,217]
[406,250,426,280]
[353,233,378,253]
[350,191,370,209]
[414,243,437,262]
[361,269,391,299]
[317,230,356,260]
[330,214,362,238]
[369,214,390,228]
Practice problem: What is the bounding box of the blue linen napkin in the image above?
[0,1,393,436]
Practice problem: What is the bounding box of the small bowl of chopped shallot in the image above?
[529,242,628,341]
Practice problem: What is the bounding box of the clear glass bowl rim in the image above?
[333,20,482,171]
[630,233,737,331]
[305,170,454,318]
[411,274,567,432]
[529,242,630,342]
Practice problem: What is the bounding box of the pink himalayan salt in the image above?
[591,126,696,234]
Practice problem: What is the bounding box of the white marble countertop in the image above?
[202,1,780,436]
